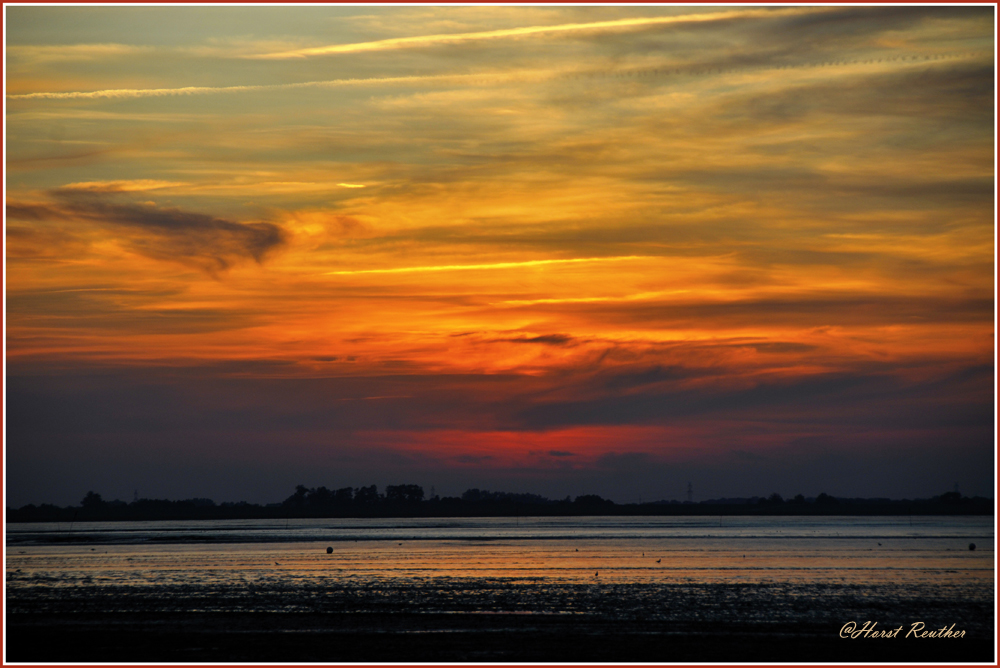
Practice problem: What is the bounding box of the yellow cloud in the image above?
[6,72,510,101]
[325,256,650,276]
[59,179,188,193]
[6,43,150,63]
[253,8,822,59]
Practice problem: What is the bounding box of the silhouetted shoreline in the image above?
[7,486,993,522]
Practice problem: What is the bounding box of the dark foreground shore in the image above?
[7,577,995,663]
[7,611,994,663]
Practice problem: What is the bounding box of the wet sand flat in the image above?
[7,579,994,662]
[6,516,994,662]
[5,611,993,663]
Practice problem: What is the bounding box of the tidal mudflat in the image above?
[6,516,994,662]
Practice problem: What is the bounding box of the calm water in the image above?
[6,516,995,662]
[7,515,993,594]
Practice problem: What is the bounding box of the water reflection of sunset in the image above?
[9,517,993,588]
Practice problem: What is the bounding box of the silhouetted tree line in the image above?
[6,486,993,522]
[281,484,424,515]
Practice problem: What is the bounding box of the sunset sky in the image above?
[5,5,995,507]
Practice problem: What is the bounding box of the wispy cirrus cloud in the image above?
[8,51,985,103]
[58,179,188,193]
[4,71,527,100]
[5,42,152,63]
[325,255,649,276]
[251,7,822,59]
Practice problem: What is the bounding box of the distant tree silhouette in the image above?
[573,494,614,510]
[354,485,381,505]
[334,487,354,506]
[282,485,362,512]
[7,483,992,524]
[283,485,309,508]
[81,491,105,509]
[385,484,424,505]
[462,488,485,502]
[459,489,553,506]
[309,486,334,507]
[935,491,963,505]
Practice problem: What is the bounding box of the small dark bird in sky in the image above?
[275,562,280,565]
[595,571,599,577]
[656,559,661,563]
